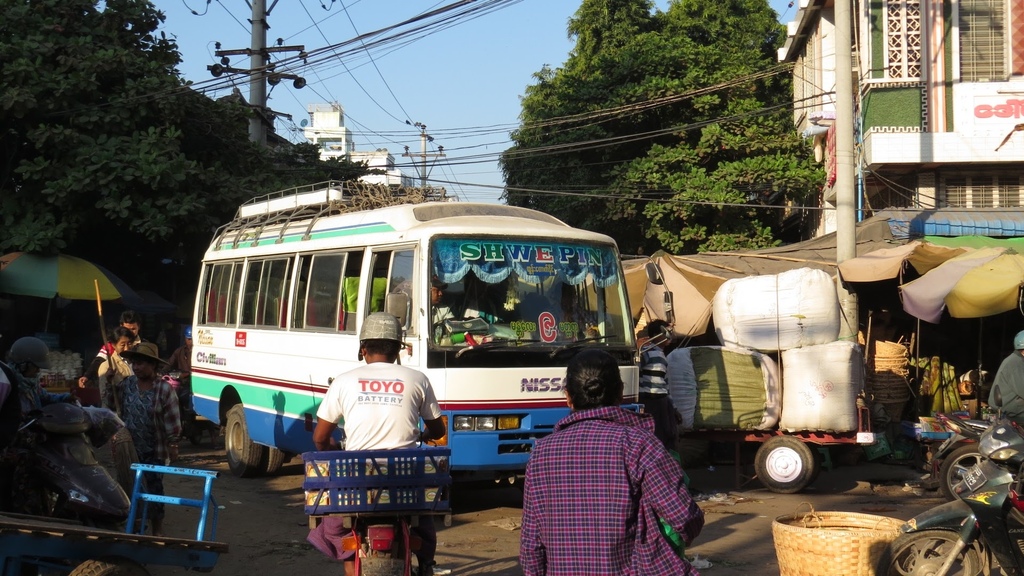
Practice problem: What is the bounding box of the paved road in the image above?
[146,440,940,576]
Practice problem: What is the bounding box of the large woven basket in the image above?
[773,509,902,576]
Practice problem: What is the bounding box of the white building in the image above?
[780,0,1024,239]
[303,103,414,187]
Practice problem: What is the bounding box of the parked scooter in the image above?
[3,402,131,527]
[163,371,219,446]
[928,412,991,501]
[880,405,1024,575]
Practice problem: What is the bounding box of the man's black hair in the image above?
[646,319,670,339]
[120,310,141,325]
[362,339,401,358]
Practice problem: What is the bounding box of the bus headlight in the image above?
[451,415,522,431]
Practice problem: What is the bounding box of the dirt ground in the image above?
[144,438,943,576]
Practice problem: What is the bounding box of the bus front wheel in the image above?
[226,404,268,478]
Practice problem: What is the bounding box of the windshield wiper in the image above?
[547,335,614,359]
[454,338,543,358]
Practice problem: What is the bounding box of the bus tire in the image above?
[754,436,816,494]
[226,404,268,478]
[264,447,287,475]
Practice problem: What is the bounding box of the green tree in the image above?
[0,0,368,268]
[501,0,823,254]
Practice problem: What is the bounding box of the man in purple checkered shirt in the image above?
[520,349,704,576]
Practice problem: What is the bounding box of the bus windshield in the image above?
[429,237,631,347]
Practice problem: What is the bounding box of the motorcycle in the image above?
[163,371,220,446]
[3,402,131,527]
[880,409,1024,575]
[304,447,451,576]
[928,412,992,501]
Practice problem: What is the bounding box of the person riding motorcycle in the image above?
[310,312,446,576]
[989,330,1024,423]
[7,336,74,414]
[0,336,77,514]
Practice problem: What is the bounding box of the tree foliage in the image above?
[500,0,823,255]
[0,0,368,270]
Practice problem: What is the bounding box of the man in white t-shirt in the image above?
[313,312,446,576]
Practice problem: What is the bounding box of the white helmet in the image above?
[8,336,51,369]
[359,313,402,343]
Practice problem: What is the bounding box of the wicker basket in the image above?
[773,509,902,576]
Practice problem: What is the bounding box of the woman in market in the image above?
[105,341,180,536]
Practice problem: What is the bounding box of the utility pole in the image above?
[206,0,306,146]
[402,122,445,189]
[249,0,267,145]
[835,0,859,340]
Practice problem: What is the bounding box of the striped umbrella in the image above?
[0,252,133,300]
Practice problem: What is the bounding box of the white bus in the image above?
[191,182,638,478]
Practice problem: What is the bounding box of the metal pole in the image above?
[249,0,267,145]
[835,0,859,340]
[420,127,428,189]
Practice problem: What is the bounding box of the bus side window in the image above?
[367,248,415,332]
[226,262,243,326]
[243,258,291,327]
[339,250,363,332]
[202,262,237,325]
[241,261,263,326]
[306,253,344,331]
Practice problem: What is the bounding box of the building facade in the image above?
[780,0,1024,238]
[303,103,414,187]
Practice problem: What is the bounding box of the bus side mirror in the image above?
[385,292,410,328]
[645,262,664,285]
[644,262,675,326]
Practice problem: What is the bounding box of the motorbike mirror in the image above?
[994,385,1004,408]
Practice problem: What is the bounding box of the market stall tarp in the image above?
[836,240,965,283]
[901,247,1024,323]
[672,214,899,279]
[624,215,901,336]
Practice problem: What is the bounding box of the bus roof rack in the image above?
[212,181,450,250]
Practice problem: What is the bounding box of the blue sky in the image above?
[156,0,795,204]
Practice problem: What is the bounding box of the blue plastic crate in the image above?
[900,420,952,441]
[302,447,451,515]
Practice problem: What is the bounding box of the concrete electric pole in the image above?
[402,122,446,189]
[834,0,859,340]
[248,0,267,145]
[206,0,307,146]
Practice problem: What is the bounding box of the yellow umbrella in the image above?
[901,247,1024,322]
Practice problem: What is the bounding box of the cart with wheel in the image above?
[0,463,228,576]
[685,401,878,494]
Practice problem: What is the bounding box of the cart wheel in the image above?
[226,404,268,478]
[69,558,149,576]
[754,436,817,494]
[264,447,287,475]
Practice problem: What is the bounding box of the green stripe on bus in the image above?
[193,374,323,417]
[216,223,396,250]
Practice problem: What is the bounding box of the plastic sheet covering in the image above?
[779,341,863,432]
[667,346,780,431]
[713,268,840,352]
